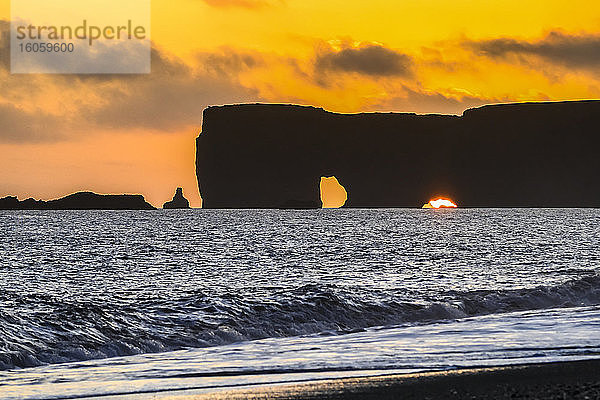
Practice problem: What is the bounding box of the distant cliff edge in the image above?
[196,101,600,208]
[0,192,156,210]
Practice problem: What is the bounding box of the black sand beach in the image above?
[172,359,600,400]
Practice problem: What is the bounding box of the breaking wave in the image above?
[1,275,599,370]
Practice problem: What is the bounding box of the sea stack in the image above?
[163,187,191,209]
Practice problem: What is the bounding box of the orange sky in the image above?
[1,0,600,207]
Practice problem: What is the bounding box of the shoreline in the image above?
[116,359,600,400]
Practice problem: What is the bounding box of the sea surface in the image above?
[1,209,599,399]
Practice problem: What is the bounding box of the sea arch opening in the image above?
[320,176,348,208]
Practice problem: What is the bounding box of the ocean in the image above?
[1,209,599,399]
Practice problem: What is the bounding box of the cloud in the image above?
[0,20,8,71]
[201,0,284,9]
[0,20,263,143]
[375,87,499,115]
[200,48,264,77]
[467,31,600,70]
[0,21,65,142]
[315,43,413,77]
[82,48,261,132]
[15,41,151,74]
[0,103,67,143]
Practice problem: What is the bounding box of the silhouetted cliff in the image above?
[163,187,191,209]
[196,101,600,208]
[0,192,155,210]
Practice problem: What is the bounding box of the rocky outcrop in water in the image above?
[0,192,155,210]
[163,187,190,209]
[196,101,600,208]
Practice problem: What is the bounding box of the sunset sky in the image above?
[1,0,600,207]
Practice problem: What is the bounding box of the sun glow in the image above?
[423,198,458,209]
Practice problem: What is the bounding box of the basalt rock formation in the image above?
[196,101,600,208]
[0,192,155,210]
[163,187,191,209]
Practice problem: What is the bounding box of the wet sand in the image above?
[149,359,600,400]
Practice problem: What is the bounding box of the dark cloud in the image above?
[0,20,9,71]
[83,48,261,132]
[0,103,65,143]
[0,21,59,143]
[17,41,150,74]
[467,31,600,70]
[0,20,262,143]
[315,44,413,77]
[201,0,284,9]
[200,49,263,77]
[1,20,151,75]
